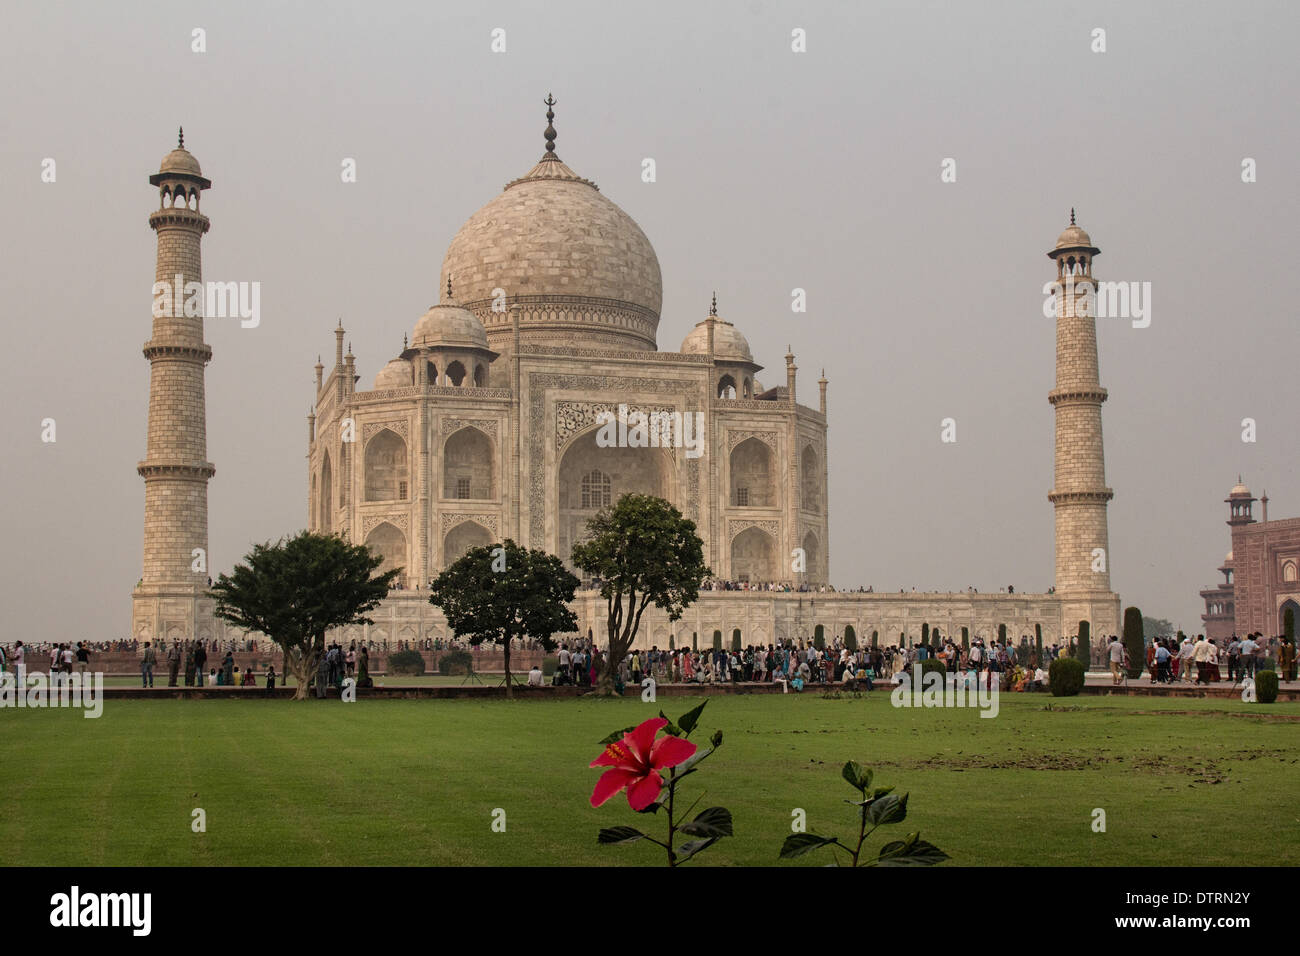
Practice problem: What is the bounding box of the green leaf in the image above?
[676,700,708,735]
[710,729,723,748]
[872,836,949,866]
[866,792,909,826]
[597,726,638,745]
[841,761,872,792]
[597,826,647,845]
[672,744,713,778]
[779,833,840,859]
[678,806,733,838]
[675,837,717,861]
[635,800,661,814]
[657,710,683,737]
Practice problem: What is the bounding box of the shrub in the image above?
[1049,657,1085,696]
[732,629,742,652]
[1123,606,1145,678]
[386,649,426,676]
[435,649,472,676]
[712,630,722,651]
[871,630,878,649]
[921,623,930,645]
[961,628,969,653]
[541,656,558,677]
[814,625,825,650]
[844,625,857,652]
[1256,669,1279,704]
[1075,621,1091,669]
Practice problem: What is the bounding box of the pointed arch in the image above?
[442,426,494,500]
[730,437,774,507]
[364,428,409,501]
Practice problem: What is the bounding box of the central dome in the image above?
[441,130,662,351]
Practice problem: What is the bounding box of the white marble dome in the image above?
[412,303,489,350]
[159,147,202,177]
[373,358,413,389]
[680,318,754,364]
[441,156,662,333]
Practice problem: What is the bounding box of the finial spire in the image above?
[446,275,453,300]
[543,93,558,159]
[403,332,408,349]
[178,126,184,149]
[1070,207,1076,226]
[709,291,717,316]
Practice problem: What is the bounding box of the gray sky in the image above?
[2,0,1295,641]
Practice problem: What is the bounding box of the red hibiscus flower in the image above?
[590,717,698,811]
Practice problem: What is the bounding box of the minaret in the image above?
[1047,211,1117,633]
[134,129,215,642]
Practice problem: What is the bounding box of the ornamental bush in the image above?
[435,648,472,676]
[1256,669,1279,704]
[1049,657,1085,697]
[1123,606,1145,678]
[541,656,558,677]
[1075,621,1091,669]
[388,649,426,675]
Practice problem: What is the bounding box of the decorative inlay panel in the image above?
[441,418,499,439]
[729,519,780,540]
[555,401,677,451]
[361,513,409,536]
[440,512,500,537]
[727,429,778,451]
[362,419,410,442]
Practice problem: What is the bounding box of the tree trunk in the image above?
[503,637,513,700]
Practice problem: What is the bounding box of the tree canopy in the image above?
[571,494,710,695]
[211,531,398,699]
[428,539,579,698]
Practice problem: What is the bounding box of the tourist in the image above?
[346,642,356,677]
[527,663,543,687]
[265,665,277,695]
[141,641,157,688]
[358,645,371,687]
[223,650,235,686]
[1107,634,1124,685]
[1239,634,1259,678]
[1176,637,1195,682]
[193,641,207,686]
[11,641,23,685]
[1227,636,1242,683]
[166,641,180,686]
[76,642,91,679]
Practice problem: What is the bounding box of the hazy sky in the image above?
[2,0,1296,641]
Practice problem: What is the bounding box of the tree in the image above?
[1123,606,1145,678]
[921,623,929,646]
[731,629,741,652]
[961,627,969,654]
[1142,616,1174,641]
[814,624,825,650]
[572,494,710,695]
[1035,624,1043,662]
[211,531,398,700]
[871,630,878,649]
[1286,607,1295,643]
[844,625,857,652]
[1075,621,1091,669]
[428,539,578,699]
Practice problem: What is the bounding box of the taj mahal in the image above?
[130,99,1121,652]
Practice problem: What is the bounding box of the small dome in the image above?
[1054,223,1093,250]
[373,358,412,389]
[1225,550,1234,564]
[1230,481,1251,497]
[412,303,489,350]
[159,147,202,177]
[680,318,754,364]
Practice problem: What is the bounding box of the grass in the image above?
[4,693,1299,866]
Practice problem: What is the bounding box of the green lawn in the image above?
[5,693,1298,866]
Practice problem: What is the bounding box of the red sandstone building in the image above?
[1201,480,1300,639]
